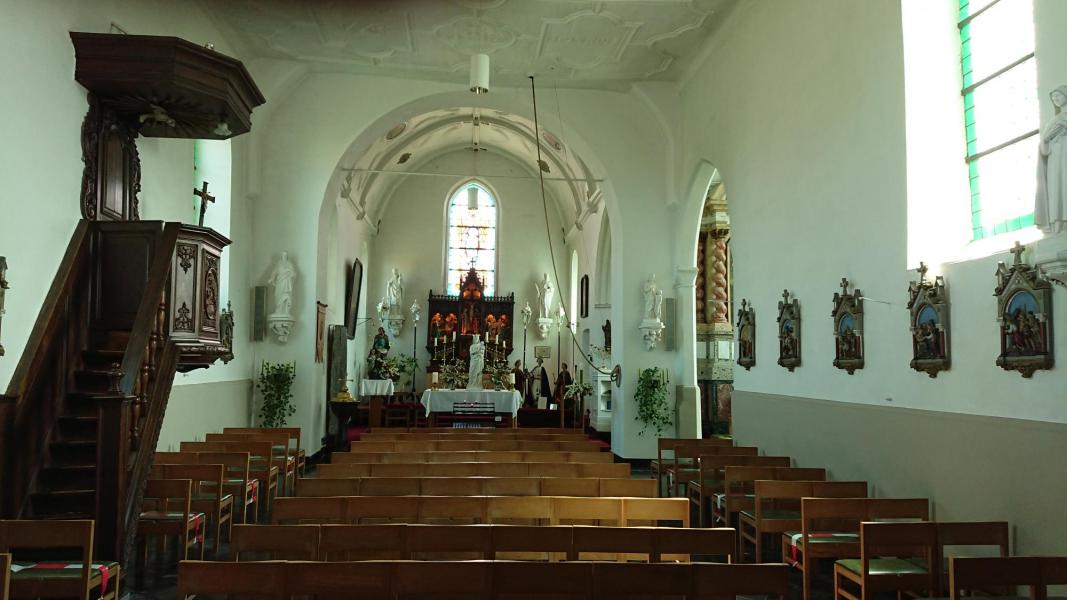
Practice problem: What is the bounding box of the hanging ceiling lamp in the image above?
[470,54,489,94]
[467,185,479,211]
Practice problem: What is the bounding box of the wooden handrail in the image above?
[2,220,91,400]
[118,223,179,395]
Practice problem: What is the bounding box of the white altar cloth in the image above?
[360,379,395,397]
[420,389,522,417]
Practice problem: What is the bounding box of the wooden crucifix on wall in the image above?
[194,181,215,227]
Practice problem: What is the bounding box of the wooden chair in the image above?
[175,560,287,599]
[136,479,205,585]
[948,556,1067,600]
[393,561,493,599]
[0,520,119,600]
[690,563,791,599]
[689,454,791,527]
[669,443,756,497]
[715,465,825,528]
[206,432,296,496]
[319,524,407,560]
[833,521,938,600]
[181,441,279,515]
[285,561,393,598]
[787,497,930,600]
[153,463,233,556]
[740,480,867,563]
[933,521,1010,594]
[231,524,319,561]
[198,451,258,524]
[223,426,305,477]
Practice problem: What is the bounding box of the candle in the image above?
[432,372,439,384]
[452,331,456,342]
[434,337,438,347]
[495,334,499,345]
[509,373,516,384]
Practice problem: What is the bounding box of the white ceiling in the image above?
[200,0,740,89]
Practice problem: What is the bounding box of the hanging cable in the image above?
[529,75,621,386]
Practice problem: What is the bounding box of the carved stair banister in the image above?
[96,223,180,563]
[0,220,93,518]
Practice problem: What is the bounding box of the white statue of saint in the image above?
[467,336,485,390]
[269,252,296,317]
[376,298,388,325]
[386,269,403,311]
[643,274,661,321]
[535,273,554,319]
[1036,85,1067,234]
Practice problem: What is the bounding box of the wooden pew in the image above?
[833,521,938,600]
[0,554,8,600]
[231,524,319,561]
[319,524,407,560]
[180,440,280,513]
[272,496,690,528]
[176,560,288,600]
[0,520,120,600]
[348,439,602,452]
[316,461,631,479]
[689,455,792,527]
[714,466,827,528]
[151,463,234,556]
[333,450,615,464]
[691,563,791,599]
[156,451,258,524]
[786,497,930,600]
[739,480,867,563]
[570,526,735,563]
[297,477,655,498]
[205,432,297,495]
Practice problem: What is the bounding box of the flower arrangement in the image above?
[564,381,594,402]
[634,367,672,436]
[257,361,296,427]
[486,359,511,389]
[441,358,469,389]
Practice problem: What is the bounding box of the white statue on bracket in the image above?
[468,335,485,390]
[1036,85,1067,234]
[639,273,665,351]
[386,269,404,310]
[267,252,297,343]
[535,273,555,340]
[381,269,406,337]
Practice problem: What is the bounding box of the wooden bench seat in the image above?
[333,450,615,464]
[177,559,791,599]
[0,520,120,600]
[296,477,655,498]
[316,461,631,478]
[347,439,602,452]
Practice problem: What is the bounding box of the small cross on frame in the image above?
[193,181,215,227]
[1009,241,1026,266]
[915,261,928,284]
[839,277,850,294]
[781,289,791,304]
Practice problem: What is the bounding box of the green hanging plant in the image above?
[634,367,672,436]
[257,361,296,427]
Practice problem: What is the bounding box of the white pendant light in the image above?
[467,186,479,210]
[470,54,489,94]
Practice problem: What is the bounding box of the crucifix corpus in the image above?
[194,181,215,227]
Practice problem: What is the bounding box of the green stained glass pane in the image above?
[1020,213,1034,227]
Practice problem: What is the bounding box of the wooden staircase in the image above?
[0,219,229,565]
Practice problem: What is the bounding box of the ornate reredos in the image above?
[777,289,800,371]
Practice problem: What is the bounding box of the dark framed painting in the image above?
[736,299,755,370]
[995,242,1053,378]
[777,289,800,372]
[907,263,950,378]
[345,259,363,340]
[315,301,327,363]
[832,278,864,374]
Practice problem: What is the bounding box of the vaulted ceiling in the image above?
[199,0,740,89]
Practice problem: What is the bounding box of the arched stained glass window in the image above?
[446,182,497,295]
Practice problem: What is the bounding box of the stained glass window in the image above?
[959,0,1039,240]
[446,183,497,295]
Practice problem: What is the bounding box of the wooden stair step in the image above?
[29,490,96,517]
[56,415,98,442]
[48,440,98,466]
[38,465,97,492]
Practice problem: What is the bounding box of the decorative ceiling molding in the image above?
[198,0,740,89]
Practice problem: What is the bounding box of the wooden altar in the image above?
[427,268,514,368]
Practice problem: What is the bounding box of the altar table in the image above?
[360,379,395,397]
[420,389,523,417]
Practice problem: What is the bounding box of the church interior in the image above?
[0,0,1066,598]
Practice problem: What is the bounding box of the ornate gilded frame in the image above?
[736,299,755,370]
[832,278,864,374]
[995,242,1053,378]
[777,289,800,371]
[907,263,950,378]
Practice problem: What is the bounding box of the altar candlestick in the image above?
[495,334,499,345]
[432,372,439,384]
[434,337,438,347]
[452,331,456,342]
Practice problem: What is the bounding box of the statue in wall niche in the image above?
[643,274,663,321]
[535,273,554,319]
[386,269,404,311]
[269,252,296,318]
[1036,85,1067,234]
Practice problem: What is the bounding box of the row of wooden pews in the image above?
[655,436,1062,600]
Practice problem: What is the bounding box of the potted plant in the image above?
[486,359,511,390]
[441,358,468,390]
[634,367,672,436]
[257,360,296,427]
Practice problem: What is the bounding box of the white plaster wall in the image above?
[0,0,256,447]
[674,0,1067,425]
[365,150,570,390]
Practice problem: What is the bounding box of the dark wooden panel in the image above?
[91,222,162,332]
